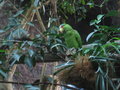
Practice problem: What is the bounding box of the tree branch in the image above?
[0,80,79,90]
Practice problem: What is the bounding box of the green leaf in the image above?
[42,5,46,14]
[83,48,91,54]
[81,0,85,5]
[34,0,39,7]
[90,20,96,26]
[28,49,34,57]
[104,43,120,54]
[86,30,97,42]
[100,46,107,56]
[50,44,67,51]
[112,37,120,40]
[24,84,40,90]
[27,41,33,46]
[55,62,75,69]
[13,53,21,61]
[24,57,33,68]
[10,53,21,66]
[0,69,7,78]
[27,22,35,27]
[54,62,75,75]
[107,76,116,90]
[101,76,105,90]
[8,28,28,40]
[0,61,2,64]
[0,1,5,8]
[96,20,101,24]
[97,14,104,21]
[0,49,5,52]
[0,30,5,33]
[13,10,24,17]
[54,65,74,75]
[87,2,94,8]
[96,74,100,90]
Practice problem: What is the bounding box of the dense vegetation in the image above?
[0,0,120,90]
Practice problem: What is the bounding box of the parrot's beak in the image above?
[59,24,64,33]
[59,28,64,33]
[59,25,64,33]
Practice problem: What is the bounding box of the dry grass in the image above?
[57,55,96,89]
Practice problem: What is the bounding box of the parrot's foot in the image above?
[66,48,77,56]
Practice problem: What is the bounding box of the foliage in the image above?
[54,13,120,89]
[58,0,111,22]
[0,0,120,90]
[84,14,120,90]
[58,0,95,21]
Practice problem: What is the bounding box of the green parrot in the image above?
[59,24,82,48]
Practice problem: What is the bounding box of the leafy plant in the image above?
[83,13,120,90]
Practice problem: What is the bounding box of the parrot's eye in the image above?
[61,25,64,28]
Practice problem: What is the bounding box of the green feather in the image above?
[59,24,82,48]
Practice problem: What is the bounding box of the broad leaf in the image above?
[24,57,33,68]
[97,14,104,21]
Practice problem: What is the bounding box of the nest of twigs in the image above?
[57,55,96,90]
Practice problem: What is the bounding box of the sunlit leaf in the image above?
[50,44,67,51]
[34,0,39,7]
[13,53,21,61]
[28,49,34,57]
[86,30,97,42]
[54,65,73,75]
[55,62,75,69]
[90,20,96,26]
[42,5,46,14]
[54,62,75,75]
[0,30,5,33]
[97,14,104,21]
[87,2,94,8]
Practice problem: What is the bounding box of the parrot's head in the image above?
[59,24,73,33]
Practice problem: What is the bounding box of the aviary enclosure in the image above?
[0,0,120,90]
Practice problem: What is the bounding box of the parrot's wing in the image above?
[74,30,82,48]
